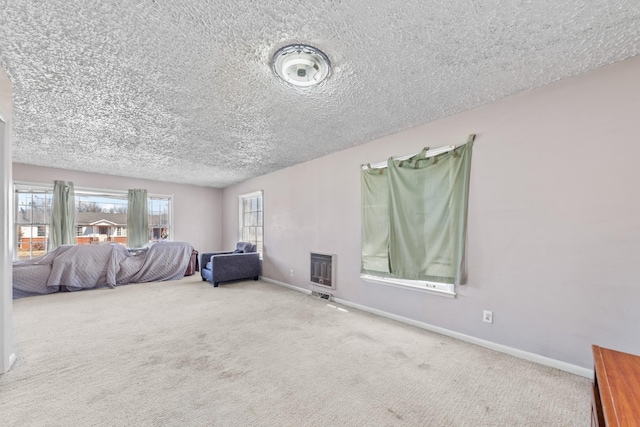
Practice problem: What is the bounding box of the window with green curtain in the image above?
[15,183,172,258]
[361,137,473,286]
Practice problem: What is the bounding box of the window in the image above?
[360,138,474,297]
[239,191,263,255]
[15,182,172,259]
[148,196,170,241]
[76,192,128,245]
[15,185,53,260]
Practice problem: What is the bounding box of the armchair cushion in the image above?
[234,242,256,253]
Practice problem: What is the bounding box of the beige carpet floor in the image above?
[1,276,591,426]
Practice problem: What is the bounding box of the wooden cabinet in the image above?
[591,345,640,426]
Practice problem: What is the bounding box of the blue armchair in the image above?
[200,242,261,287]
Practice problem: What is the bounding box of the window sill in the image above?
[360,274,456,299]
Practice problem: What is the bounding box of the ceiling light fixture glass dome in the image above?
[273,44,331,87]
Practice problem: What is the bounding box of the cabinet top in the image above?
[592,345,640,427]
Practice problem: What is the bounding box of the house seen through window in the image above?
[15,183,172,260]
[15,185,52,259]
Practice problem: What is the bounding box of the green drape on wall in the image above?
[361,138,473,285]
[50,180,76,250]
[127,189,148,249]
[361,166,390,275]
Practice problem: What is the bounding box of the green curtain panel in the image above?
[127,189,148,249]
[361,166,390,275]
[50,180,76,250]
[361,138,473,285]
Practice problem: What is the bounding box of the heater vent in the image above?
[311,290,332,300]
[310,252,336,290]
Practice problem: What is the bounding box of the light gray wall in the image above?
[222,55,640,369]
[0,67,15,374]
[12,164,224,254]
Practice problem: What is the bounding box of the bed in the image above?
[13,241,194,298]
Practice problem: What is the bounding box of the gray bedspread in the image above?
[13,241,193,298]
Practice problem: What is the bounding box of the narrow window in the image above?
[239,190,263,256]
[148,196,171,241]
[15,185,53,260]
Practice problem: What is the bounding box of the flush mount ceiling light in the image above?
[273,44,331,88]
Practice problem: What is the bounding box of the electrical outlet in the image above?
[290,269,294,277]
[483,310,493,324]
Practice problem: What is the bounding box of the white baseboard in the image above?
[9,352,16,368]
[261,277,592,379]
[262,277,312,294]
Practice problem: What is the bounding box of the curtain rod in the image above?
[361,134,475,170]
[13,180,172,199]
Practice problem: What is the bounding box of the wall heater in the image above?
[310,252,336,290]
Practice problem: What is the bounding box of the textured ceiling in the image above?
[1,1,639,188]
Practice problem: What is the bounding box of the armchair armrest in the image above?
[200,251,231,266]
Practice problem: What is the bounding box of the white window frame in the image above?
[147,195,172,242]
[14,181,173,258]
[238,190,263,256]
[359,144,458,298]
[14,183,53,259]
[360,275,455,298]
